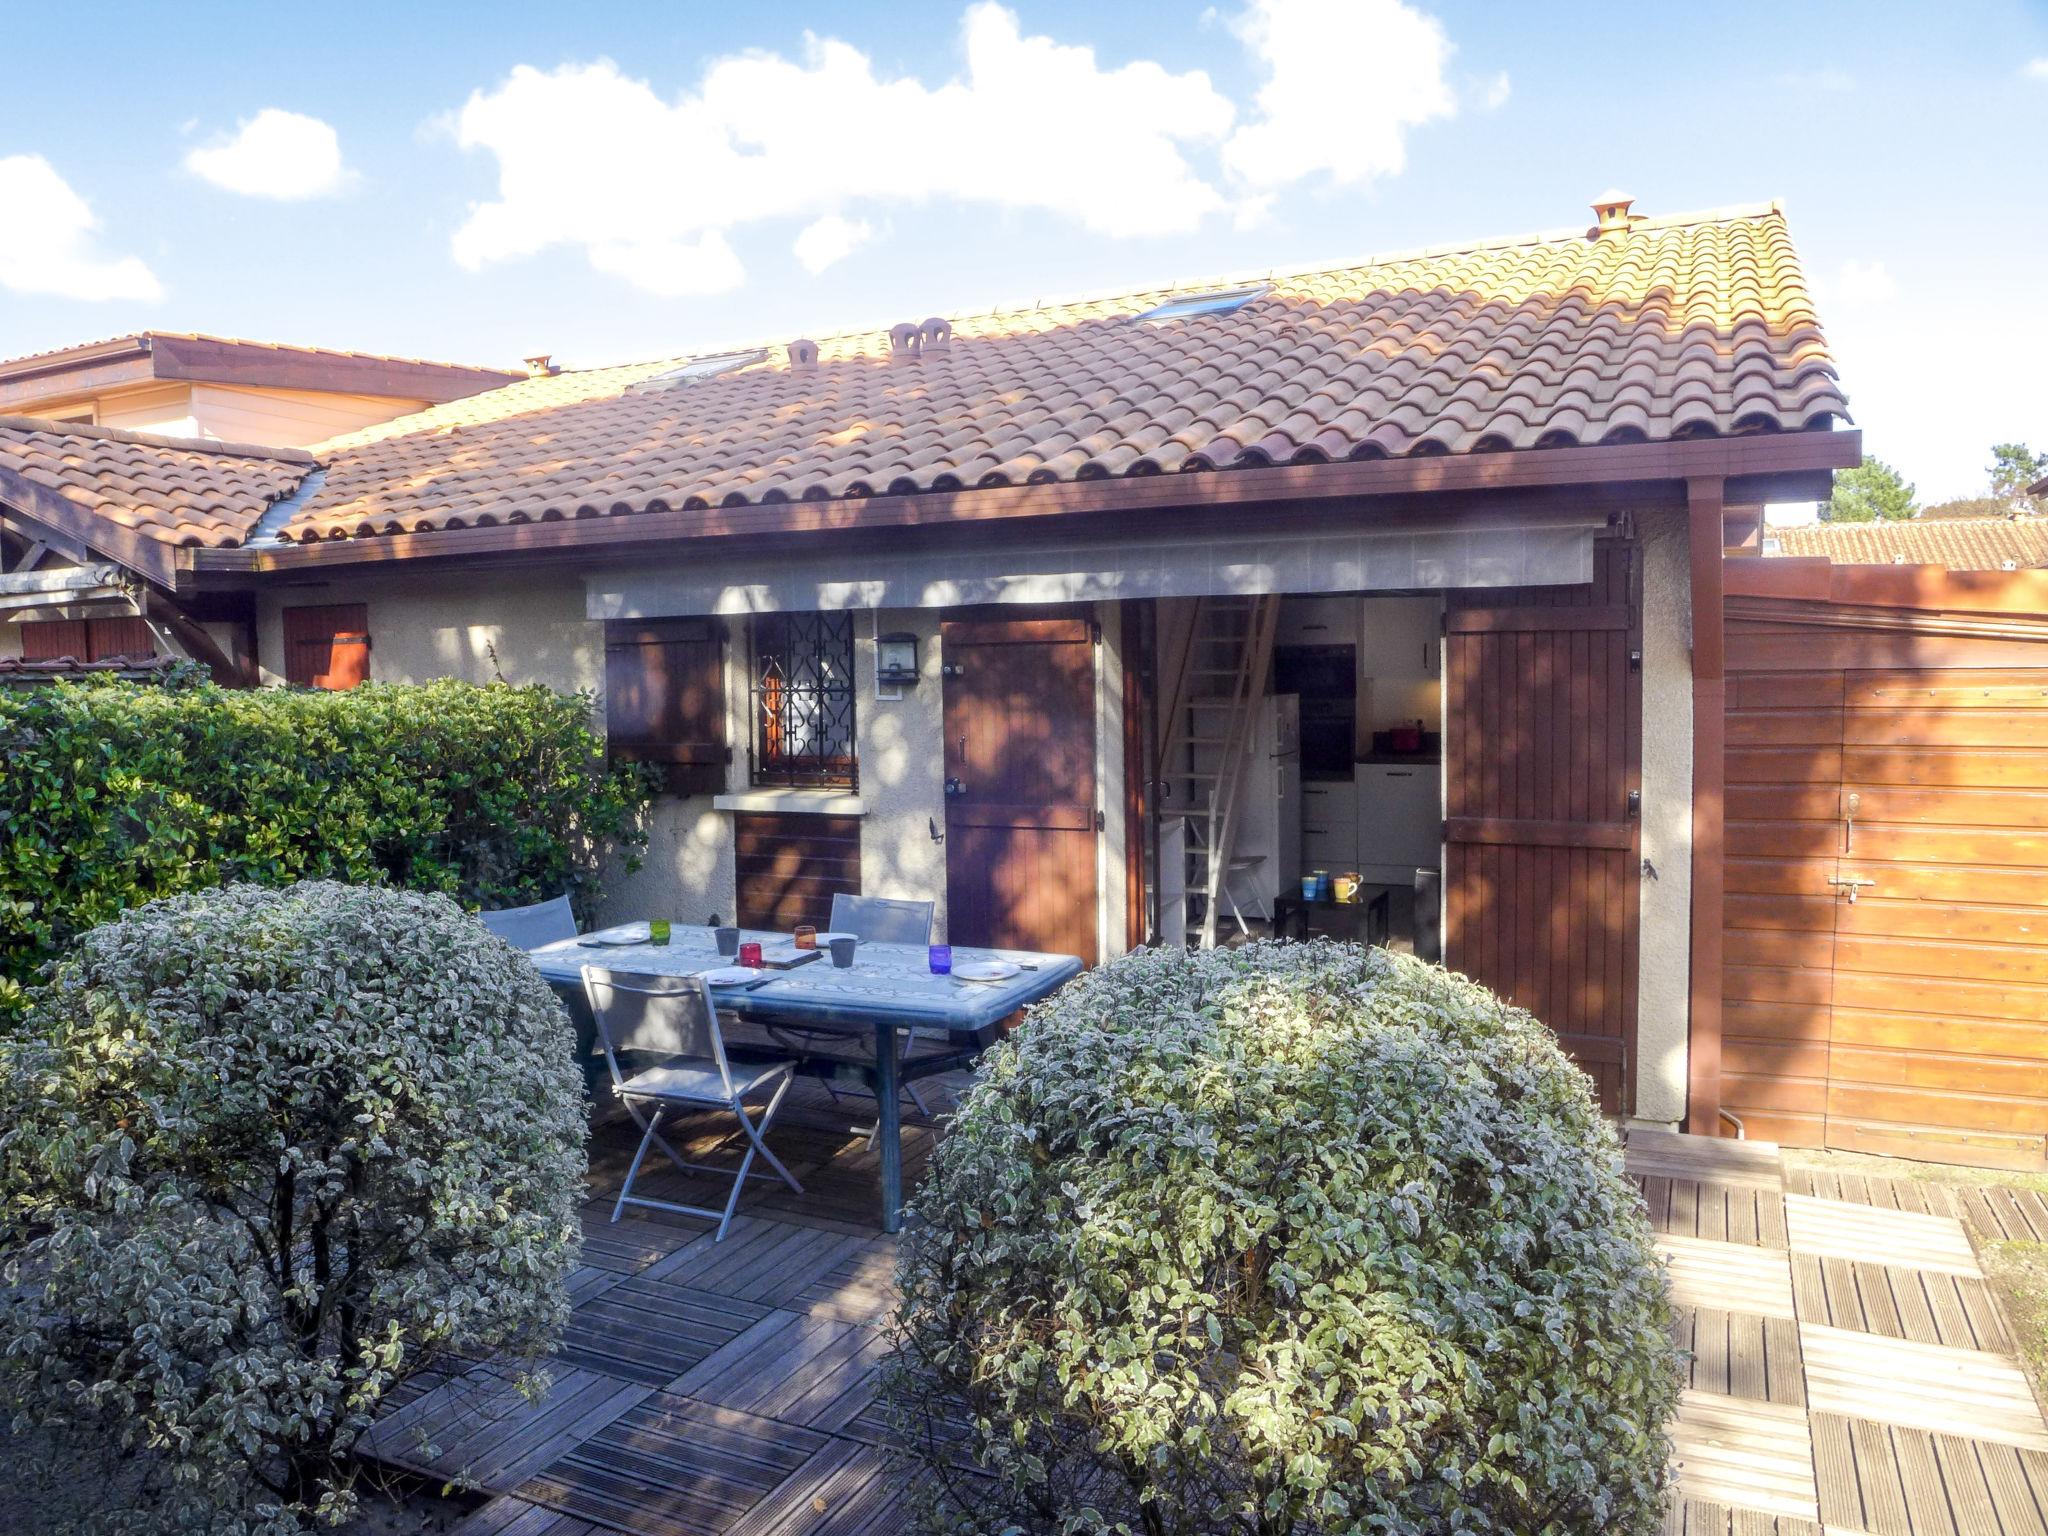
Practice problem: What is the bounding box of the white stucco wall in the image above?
[1635,505,1696,1125]
[252,576,1129,947]
[854,608,951,936]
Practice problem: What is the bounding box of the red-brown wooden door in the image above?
[1443,540,1642,1113]
[941,612,1099,965]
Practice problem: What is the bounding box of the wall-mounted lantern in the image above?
[876,631,921,687]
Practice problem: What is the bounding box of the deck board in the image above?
[1784,1193,1981,1277]
[1799,1324,2048,1452]
[358,1113,2048,1536]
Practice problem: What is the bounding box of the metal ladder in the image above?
[1157,595,1280,947]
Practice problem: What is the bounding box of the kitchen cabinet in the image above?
[1275,596,1358,647]
[1355,762,1439,883]
[1357,595,1440,681]
[1300,777,1357,870]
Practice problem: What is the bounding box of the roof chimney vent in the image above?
[522,353,558,378]
[788,338,819,367]
[1589,195,1636,237]
[888,322,920,357]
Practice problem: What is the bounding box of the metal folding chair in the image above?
[479,893,578,949]
[581,966,804,1241]
[827,893,934,947]
[779,894,939,1130]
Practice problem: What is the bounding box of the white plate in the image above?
[813,932,858,946]
[701,966,763,986]
[954,959,1021,983]
[578,931,647,948]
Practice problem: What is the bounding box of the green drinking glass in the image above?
[648,919,671,946]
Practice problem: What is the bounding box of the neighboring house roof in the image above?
[2033,473,2048,498]
[0,199,1849,562]
[0,331,525,413]
[1766,516,2048,570]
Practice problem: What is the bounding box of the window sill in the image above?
[712,789,867,816]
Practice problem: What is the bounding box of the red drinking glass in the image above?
[738,941,764,969]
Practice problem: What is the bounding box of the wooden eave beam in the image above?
[0,468,177,586]
[184,429,1863,582]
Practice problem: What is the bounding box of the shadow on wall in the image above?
[852,610,947,933]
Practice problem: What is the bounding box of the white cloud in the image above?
[184,108,351,200]
[2025,58,2048,80]
[1834,258,1897,306]
[449,4,1235,296]
[1221,0,1456,190]
[1480,70,1511,110]
[793,214,875,275]
[0,155,161,302]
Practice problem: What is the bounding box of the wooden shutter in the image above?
[605,618,726,793]
[283,604,370,689]
[1443,540,1642,1114]
[735,812,862,930]
[20,619,89,661]
[18,616,156,662]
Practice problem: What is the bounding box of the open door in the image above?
[1443,541,1642,1113]
[941,611,1100,965]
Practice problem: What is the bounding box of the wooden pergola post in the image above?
[1686,476,1727,1135]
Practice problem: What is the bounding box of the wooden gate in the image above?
[941,611,1099,965]
[1444,540,1642,1113]
[1723,562,2048,1171]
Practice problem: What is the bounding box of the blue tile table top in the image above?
[526,925,1082,1038]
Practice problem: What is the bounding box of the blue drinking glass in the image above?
[928,944,952,975]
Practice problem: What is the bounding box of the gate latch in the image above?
[1625,789,1640,819]
[1826,875,1875,904]
[944,777,968,797]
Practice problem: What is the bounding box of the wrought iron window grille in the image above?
[748,612,857,789]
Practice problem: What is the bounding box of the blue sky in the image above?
[2,0,2044,501]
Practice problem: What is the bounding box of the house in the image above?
[0,197,1862,1144]
[0,331,523,445]
[1766,515,2048,570]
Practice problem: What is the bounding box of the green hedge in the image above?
[0,677,652,1013]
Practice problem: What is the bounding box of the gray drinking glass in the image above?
[715,926,741,957]
[828,935,858,968]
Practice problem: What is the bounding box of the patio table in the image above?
[526,924,1082,1231]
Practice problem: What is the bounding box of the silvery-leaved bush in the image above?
[885,940,1681,1536]
[0,881,588,1534]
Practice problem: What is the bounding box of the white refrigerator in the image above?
[1225,693,1301,921]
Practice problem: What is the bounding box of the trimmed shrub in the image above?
[0,881,587,1534]
[0,677,653,1015]
[887,940,1680,1536]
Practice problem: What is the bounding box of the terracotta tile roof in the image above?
[280,201,1844,542]
[0,417,314,549]
[1766,516,2048,570]
[0,653,183,682]
[0,201,1847,554]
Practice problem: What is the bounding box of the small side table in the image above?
[1273,885,1393,946]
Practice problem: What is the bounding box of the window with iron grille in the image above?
[748,612,856,788]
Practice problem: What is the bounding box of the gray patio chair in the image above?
[783,893,941,1127]
[828,893,935,947]
[582,965,804,1241]
[479,893,578,950]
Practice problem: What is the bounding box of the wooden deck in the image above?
[364,1092,2048,1536]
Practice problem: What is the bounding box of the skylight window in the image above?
[1134,284,1269,323]
[630,348,768,391]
